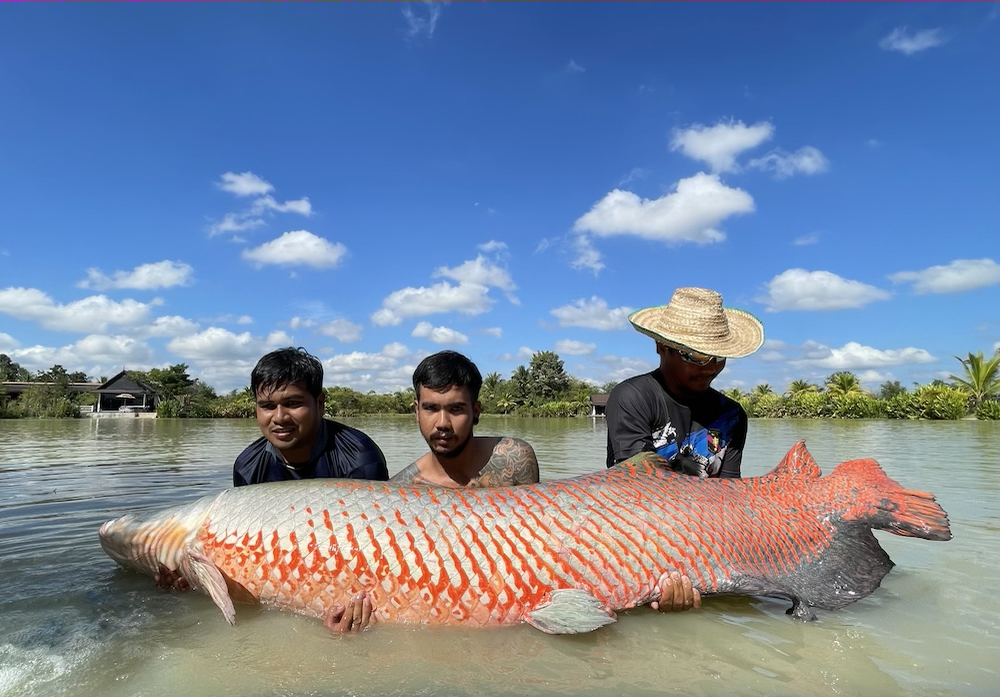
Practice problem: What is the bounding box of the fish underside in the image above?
[98,441,952,634]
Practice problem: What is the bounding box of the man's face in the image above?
[255,380,325,463]
[414,384,479,459]
[659,343,728,394]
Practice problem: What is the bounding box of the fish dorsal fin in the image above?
[763,441,822,480]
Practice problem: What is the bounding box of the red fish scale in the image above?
[193,446,856,627]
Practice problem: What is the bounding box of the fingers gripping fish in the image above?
[98,441,951,634]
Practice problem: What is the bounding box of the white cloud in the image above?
[669,120,774,173]
[993,340,1000,353]
[135,315,201,339]
[551,297,633,330]
[857,369,893,387]
[748,146,830,179]
[434,255,516,293]
[0,332,20,352]
[9,334,155,372]
[793,232,820,246]
[250,195,313,217]
[759,269,892,311]
[77,260,195,291]
[371,281,493,326]
[481,327,503,339]
[412,321,469,345]
[566,59,585,74]
[590,354,659,383]
[402,1,444,39]
[763,339,788,350]
[478,240,508,254]
[0,288,162,333]
[167,327,293,362]
[888,258,1000,295]
[242,230,348,270]
[217,171,274,197]
[619,167,648,187]
[879,27,946,55]
[570,235,605,275]
[317,318,363,343]
[555,339,596,356]
[209,212,266,237]
[288,316,317,330]
[573,173,755,245]
[382,342,411,359]
[789,341,936,370]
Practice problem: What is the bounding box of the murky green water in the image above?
[1,416,997,697]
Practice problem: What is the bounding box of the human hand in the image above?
[324,592,373,633]
[651,571,701,612]
[154,564,191,592]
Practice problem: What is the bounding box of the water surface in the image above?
[1,417,997,697]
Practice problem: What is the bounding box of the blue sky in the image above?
[1,2,998,395]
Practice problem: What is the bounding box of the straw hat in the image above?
[628,287,764,359]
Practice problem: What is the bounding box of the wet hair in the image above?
[251,347,324,399]
[412,350,483,403]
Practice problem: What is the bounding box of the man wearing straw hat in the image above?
[606,286,764,478]
[605,287,763,613]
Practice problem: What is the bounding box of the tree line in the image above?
[2,349,998,421]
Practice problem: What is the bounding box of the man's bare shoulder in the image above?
[474,436,540,488]
[389,460,424,484]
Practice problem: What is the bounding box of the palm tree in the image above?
[482,371,503,400]
[784,380,819,397]
[752,383,774,396]
[721,387,744,401]
[825,371,863,397]
[950,351,1000,409]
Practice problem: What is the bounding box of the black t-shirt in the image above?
[233,418,389,486]
[605,371,747,478]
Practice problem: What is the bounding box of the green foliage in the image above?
[975,399,1000,421]
[742,393,784,418]
[878,380,907,400]
[830,393,884,419]
[5,384,80,418]
[949,351,1000,409]
[527,351,570,403]
[786,391,831,418]
[784,380,819,397]
[825,371,863,397]
[156,398,181,418]
[0,354,31,382]
[914,384,968,420]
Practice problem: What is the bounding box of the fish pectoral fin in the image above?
[525,589,618,635]
[186,550,237,626]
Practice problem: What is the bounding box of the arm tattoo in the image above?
[388,461,424,484]
[474,437,540,488]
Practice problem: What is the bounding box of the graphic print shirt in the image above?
[605,371,747,478]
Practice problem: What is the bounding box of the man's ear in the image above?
[316,391,326,414]
[473,400,481,426]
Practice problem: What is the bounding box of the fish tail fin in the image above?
[831,457,952,542]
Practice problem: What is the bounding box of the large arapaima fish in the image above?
[98,441,951,634]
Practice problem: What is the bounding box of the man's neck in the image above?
[655,368,705,406]
[420,437,492,486]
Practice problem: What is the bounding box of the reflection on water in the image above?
[1,416,998,697]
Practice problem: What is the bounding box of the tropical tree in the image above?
[482,372,503,400]
[0,354,31,382]
[949,351,1000,410]
[752,383,774,396]
[784,380,819,397]
[878,380,907,400]
[508,366,532,406]
[721,387,745,401]
[825,371,863,397]
[528,351,570,402]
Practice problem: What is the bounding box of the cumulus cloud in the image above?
[550,297,633,330]
[748,146,830,179]
[0,288,162,333]
[8,334,155,373]
[573,173,754,245]
[888,258,1000,295]
[478,240,508,254]
[411,321,469,345]
[217,171,274,197]
[570,235,605,275]
[372,251,518,326]
[758,269,892,311]
[209,212,267,237]
[77,260,195,291]
[382,342,411,359]
[793,232,820,246]
[167,327,293,362]
[481,327,503,339]
[134,315,200,339]
[242,230,348,270]
[316,318,363,343]
[789,341,936,370]
[879,27,946,55]
[0,332,20,352]
[371,281,494,326]
[555,339,596,356]
[669,120,775,173]
[250,195,313,217]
